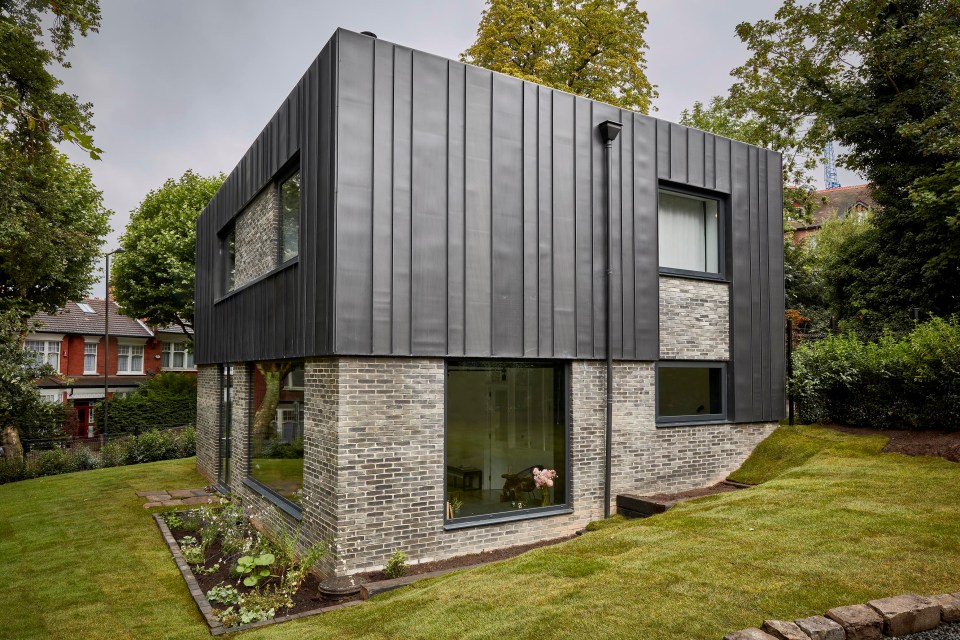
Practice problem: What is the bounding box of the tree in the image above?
[462,0,657,113]
[727,0,960,321]
[112,171,225,338]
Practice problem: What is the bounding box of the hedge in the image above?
[94,372,197,434]
[792,316,960,429]
[0,427,196,485]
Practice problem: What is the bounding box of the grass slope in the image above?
[2,428,959,639]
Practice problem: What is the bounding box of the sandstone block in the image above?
[930,593,960,623]
[761,619,808,640]
[867,594,940,636]
[825,604,883,640]
[723,628,778,640]
[794,615,845,640]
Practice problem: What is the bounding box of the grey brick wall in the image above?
[195,365,219,483]
[233,187,278,289]
[209,356,775,577]
[659,276,730,360]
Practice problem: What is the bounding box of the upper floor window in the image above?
[83,341,98,374]
[24,340,60,372]
[278,169,300,263]
[161,342,195,370]
[117,344,144,374]
[659,188,722,277]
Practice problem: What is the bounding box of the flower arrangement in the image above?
[532,467,557,506]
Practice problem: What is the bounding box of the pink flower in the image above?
[533,467,557,489]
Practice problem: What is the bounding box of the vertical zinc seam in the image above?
[389,44,396,355]
[489,72,494,356]
[369,38,376,353]
[445,60,450,356]
[408,51,414,355]
[572,98,578,358]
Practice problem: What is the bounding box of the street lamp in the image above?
[103,248,124,446]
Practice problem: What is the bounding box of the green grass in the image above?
[2,427,960,639]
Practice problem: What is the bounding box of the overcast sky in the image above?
[57,0,862,296]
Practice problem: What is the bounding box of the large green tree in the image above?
[462,0,657,113]
[112,170,225,338]
[726,0,960,321]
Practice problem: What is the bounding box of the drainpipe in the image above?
[598,120,621,519]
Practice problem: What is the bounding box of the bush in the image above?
[94,372,197,435]
[384,549,407,579]
[793,316,960,429]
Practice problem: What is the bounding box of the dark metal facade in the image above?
[195,29,785,423]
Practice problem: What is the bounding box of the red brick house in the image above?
[791,184,875,244]
[25,299,195,437]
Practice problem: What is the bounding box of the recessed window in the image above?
[162,342,194,370]
[278,170,300,263]
[445,361,567,523]
[223,227,236,292]
[657,363,726,423]
[83,342,98,374]
[659,188,722,276]
[117,344,144,374]
[249,360,304,511]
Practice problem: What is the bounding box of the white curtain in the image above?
[659,191,719,273]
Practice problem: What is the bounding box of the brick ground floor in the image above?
[196,358,775,577]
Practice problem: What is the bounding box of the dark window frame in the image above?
[276,163,302,266]
[218,224,236,296]
[655,361,728,426]
[657,183,728,282]
[442,359,573,530]
[244,360,305,520]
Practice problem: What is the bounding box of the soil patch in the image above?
[354,535,577,583]
[825,424,960,463]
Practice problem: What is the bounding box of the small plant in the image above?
[234,553,275,587]
[163,512,183,529]
[384,549,407,579]
[195,562,221,576]
[180,535,199,547]
[182,545,204,565]
[206,583,241,606]
[180,509,203,532]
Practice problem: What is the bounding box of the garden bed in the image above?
[825,424,960,462]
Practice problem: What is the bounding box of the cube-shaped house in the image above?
[194,29,785,576]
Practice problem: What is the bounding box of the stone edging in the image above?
[153,514,363,636]
[724,591,960,640]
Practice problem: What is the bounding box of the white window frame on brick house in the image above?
[83,337,100,374]
[161,340,195,371]
[116,339,146,375]
[655,361,728,426]
[24,334,63,373]
[658,186,726,280]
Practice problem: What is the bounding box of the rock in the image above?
[794,615,845,640]
[723,628,778,640]
[867,594,941,636]
[930,594,960,623]
[761,619,808,640]
[825,604,883,640]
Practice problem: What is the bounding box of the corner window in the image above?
[658,188,722,276]
[117,344,144,374]
[83,341,98,374]
[278,170,300,263]
[656,362,726,423]
[445,361,568,524]
[248,360,304,511]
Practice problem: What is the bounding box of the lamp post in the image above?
[103,248,124,446]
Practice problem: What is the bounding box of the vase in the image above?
[541,488,550,507]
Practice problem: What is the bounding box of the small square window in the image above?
[659,188,722,276]
[656,363,726,423]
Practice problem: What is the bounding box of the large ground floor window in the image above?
[248,360,305,509]
[446,360,567,522]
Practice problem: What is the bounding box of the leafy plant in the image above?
[234,553,275,587]
[181,545,204,565]
[163,512,183,529]
[206,583,241,606]
[384,549,407,579]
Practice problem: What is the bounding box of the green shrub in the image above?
[792,316,960,429]
[93,372,197,434]
[384,549,407,579]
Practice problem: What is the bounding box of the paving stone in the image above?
[160,500,181,506]
[180,496,216,505]
[762,620,809,640]
[724,628,778,640]
[930,594,960,623]
[168,489,196,498]
[868,594,941,636]
[190,489,210,497]
[825,604,883,640]
[795,615,845,640]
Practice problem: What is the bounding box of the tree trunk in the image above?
[2,425,24,460]
[252,362,295,444]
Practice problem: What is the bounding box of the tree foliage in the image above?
[112,170,225,338]
[727,0,960,321]
[462,0,657,113]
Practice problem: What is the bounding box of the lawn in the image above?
[2,426,959,639]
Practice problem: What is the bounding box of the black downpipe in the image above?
[599,121,621,518]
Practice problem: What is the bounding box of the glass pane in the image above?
[279,171,300,262]
[131,354,143,372]
[161,350,170,368]
[250,361,304,506]
[173,351,184,368]
[446,361,566,519]
[118,354,128,372]
[187,351,194,368]
[219,365,233,486]
[658,366,724,418]
[84,345,97,372]
[659,190,720,274]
